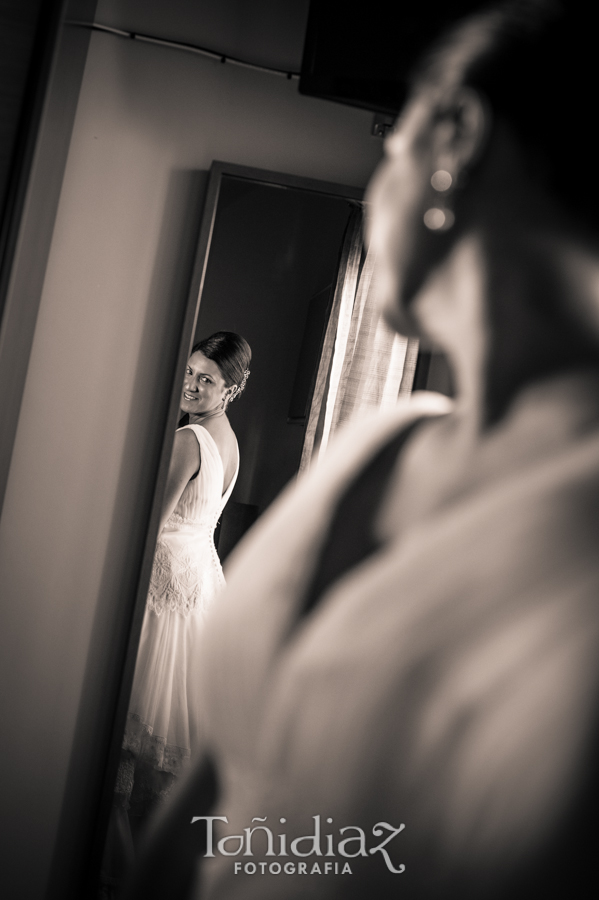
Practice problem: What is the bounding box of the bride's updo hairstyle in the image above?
[192,331,252,402]
[411,0,595,228]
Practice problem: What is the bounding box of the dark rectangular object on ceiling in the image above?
[299,0,485,115]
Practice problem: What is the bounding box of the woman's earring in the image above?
[224,385,238,410]
[424,169,455,232]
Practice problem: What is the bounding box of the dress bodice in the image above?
[167,424,238,530]
[146,424,239,618]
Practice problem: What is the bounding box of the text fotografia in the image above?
[190,815,406,875]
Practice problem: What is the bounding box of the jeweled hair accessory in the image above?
[227,368,250,405]
[238,368,250,394]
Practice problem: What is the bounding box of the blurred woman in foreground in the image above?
[124,2,599,898]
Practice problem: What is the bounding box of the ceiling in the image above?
[94,0,312,72]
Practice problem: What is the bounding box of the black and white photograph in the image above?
[1,1,599,898]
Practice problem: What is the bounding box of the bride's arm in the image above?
[158,429,201,532]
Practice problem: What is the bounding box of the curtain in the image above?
[299,205,419,473]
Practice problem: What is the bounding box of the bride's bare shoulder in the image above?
[200,416,237,468]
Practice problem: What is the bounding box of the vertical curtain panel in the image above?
[300,205,419,473]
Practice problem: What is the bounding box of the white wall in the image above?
[0,28,382,899]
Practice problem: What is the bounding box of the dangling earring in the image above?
[223,385,238,411]
[424,169,456,232]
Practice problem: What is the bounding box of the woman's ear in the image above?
[432,87,489,177]
[224,384,239,405]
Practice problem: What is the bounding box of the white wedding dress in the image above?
[118,423,238,816]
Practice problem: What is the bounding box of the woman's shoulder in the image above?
[168,427,202,482]
[197,417,237,452]
[175,424,205,450]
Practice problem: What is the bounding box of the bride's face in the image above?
[181,350,230,416]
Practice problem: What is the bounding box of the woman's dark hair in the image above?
[192,331,252,399]
[411,0,595,226]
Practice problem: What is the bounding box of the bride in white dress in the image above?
[109,331,251,860]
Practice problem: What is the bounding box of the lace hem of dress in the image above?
[121,712,191,777]
[114,751,178,820]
